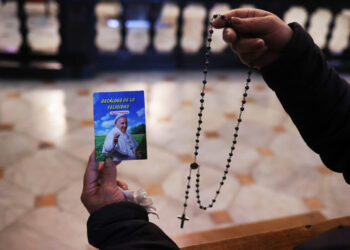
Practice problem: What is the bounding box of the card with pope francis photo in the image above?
[93,90,147,162]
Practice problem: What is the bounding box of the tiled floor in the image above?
[1,70,350,250]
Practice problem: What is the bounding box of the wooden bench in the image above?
[171,212,350,249]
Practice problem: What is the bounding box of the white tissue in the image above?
[120,187,159,219]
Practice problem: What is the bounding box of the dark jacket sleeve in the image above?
[87,202,179,250]
[261,23,350,184]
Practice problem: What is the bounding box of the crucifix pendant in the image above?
[177,214,189,228]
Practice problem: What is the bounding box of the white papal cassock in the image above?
[102,126,138,161]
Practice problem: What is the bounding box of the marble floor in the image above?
[1,70,350,249]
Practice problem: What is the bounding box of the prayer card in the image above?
[93,91,147,162]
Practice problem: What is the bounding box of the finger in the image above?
[230,15,275,37]
[238,45,268,67]
[83,150,99,189]
[100,157,117,186]
[223,27,237,44]
[117,179,128,190]
[249,51,280,69]
[232,38,265,54]
[212,8,270,28]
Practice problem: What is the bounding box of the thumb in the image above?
[230,16,275,37]
[100,158,117,186]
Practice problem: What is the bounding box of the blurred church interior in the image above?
[1,0,350,249]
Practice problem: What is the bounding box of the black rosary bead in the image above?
[227,159,231,163]
[184,203,187,207]
[245,86,249,90]
[202,80,207,84]
[222,176,226,180]
[216,191,220,194]
[240,107,244,111]
[196,189,199,193]
[242,100,246,104]
[187,185,190,188]
[194,152,198,156]
[196,132,200,136]
[195,139,199,143]
[197,127,201,131]
[196,184,199,187]
[185,195,189,199]
[196,173,200,177]
[234,133,238,137]
[198,113,202,117]
[207,38,212,42]
[185,191,189,194]
[212,199,216,203]
[247,78,251,82]
[229,153,233,156]
[224,170,228,174]
[220,182,224,185]
[196,195,200,198]
[238,118,242,122]
[200,205,203,209]
[199,119,203,123]
[231,146,235,150]
[235,126,239,130]
[209,204,213,208]
[213,14,218,19]
[191,163,198,170]
[197,200,200,204]
[209,29,213,34]
[243,93,247,97]
[187,176,191,180]
[201,92,205,97]
[233,140,237,144]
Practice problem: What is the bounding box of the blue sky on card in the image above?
[93,91,145,136]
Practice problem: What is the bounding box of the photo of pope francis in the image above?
[102,114,138,161]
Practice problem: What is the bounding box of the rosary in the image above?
[178,14,253,228]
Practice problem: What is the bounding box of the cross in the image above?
[177,214,189,228]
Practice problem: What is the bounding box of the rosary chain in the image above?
[180,14,252,224]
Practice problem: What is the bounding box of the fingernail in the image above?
[105,157,113,167]
[231,17,242,25]
[257,39,265,48]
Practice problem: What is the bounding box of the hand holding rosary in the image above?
[178,14,253,228]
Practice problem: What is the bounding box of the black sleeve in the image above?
[87,202,179,250]
[261,23,350,184]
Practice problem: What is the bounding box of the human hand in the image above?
[81,151,126,214]
[113,133,120,144]
[212,8,293,69]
